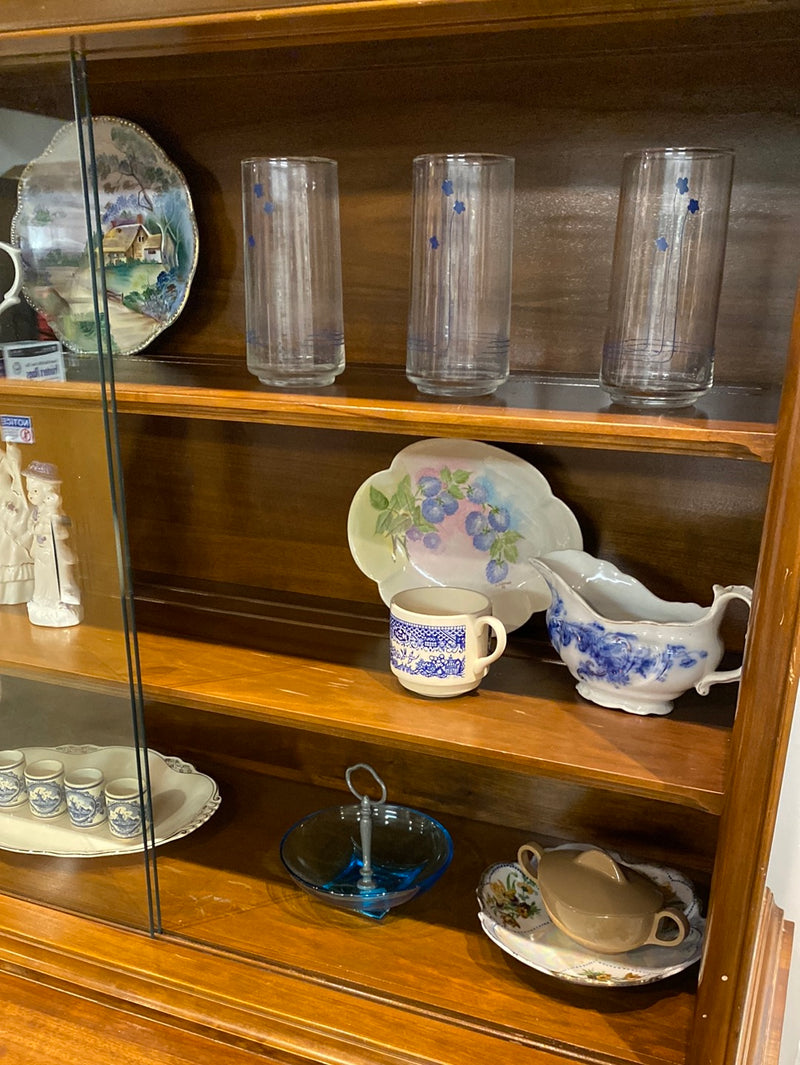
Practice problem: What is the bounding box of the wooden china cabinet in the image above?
[0,3,798,1064]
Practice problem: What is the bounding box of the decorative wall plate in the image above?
[347,438,583,630]
[476,850,704,987]
[10,116,198,356]
[0,745,219,857]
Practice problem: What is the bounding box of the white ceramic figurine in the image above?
[0,442,34,604]
[22,460,82,627]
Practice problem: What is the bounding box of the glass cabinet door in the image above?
[0,50,158,934]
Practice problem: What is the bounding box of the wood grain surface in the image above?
[0,5,798,1065]
[0,607,733,811]
[74,20,799,388]
[0,969,294,1065]
[0,373,780,461]
[0,764,702,1065]
[691,287,800,1065]
[2,1,797,61]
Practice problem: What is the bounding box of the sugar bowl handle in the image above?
[517,840,544,883]
[645,907,691,948]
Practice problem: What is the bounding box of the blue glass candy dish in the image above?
[280,765,452,920]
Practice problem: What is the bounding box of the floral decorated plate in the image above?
[476,850,705,987]
[0,745,219,857]
[347,439,582,631]
[10,116,197,356]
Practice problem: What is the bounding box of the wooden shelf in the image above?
[0,765,702,1065]
[0,608,732,814]
[157,767,700,1065]
[0,368,779,461]
[1,0,793,61]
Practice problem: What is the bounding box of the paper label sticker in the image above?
[1,340,66,382]
[0,414,34,444]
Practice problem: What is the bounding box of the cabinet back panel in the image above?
[120,416,766,649]
[84,24,800,386]
[145,702,719,879]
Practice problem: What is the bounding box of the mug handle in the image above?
[516,840,544,884]
[644,906,691,948]
[695,584,753,694]
[0,241,23,318]
[473,615,507,677]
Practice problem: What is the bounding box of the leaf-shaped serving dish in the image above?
[10,116,198,356]
[347,439,582,630]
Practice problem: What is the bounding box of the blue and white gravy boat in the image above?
[530,550,752,716]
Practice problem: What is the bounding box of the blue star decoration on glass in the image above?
[247,235,256,248]
[429,235,439,249]
[656,236,669,251]
[453,200,466,214]
[254,183,264,198]
[263,202,274,215]
[442,180,453,196]
[676,177,689,195]
[687,199,700,214]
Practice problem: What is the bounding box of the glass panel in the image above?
[0,50,158,933]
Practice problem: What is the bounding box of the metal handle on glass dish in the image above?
[345,763,388,893]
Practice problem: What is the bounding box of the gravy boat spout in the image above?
[530,550,752,716]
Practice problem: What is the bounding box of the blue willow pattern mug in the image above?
[389,586,506,697]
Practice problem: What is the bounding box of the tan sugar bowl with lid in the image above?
[517,842,690,955]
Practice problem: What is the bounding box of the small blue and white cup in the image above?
[24,758,67,818]
[389,586,507,698]
[0,749,27,808]
[65,767,107,829]
[105,777,150,839]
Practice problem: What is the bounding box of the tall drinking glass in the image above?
[600,147,734,408]
[242,156,345,388]
[407,153,514,397]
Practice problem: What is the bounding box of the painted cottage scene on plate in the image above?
[11,116,198,356]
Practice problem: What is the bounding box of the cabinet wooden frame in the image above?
[0,4,798,1064]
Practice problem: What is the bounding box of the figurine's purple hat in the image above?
[22,460,61,483]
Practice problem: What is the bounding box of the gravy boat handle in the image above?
[695,584,753,695]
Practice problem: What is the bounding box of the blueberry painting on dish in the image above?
[347,438,582,631]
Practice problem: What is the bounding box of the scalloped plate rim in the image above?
[10,115,198,357]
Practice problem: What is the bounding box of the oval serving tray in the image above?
[0,745,219,857]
